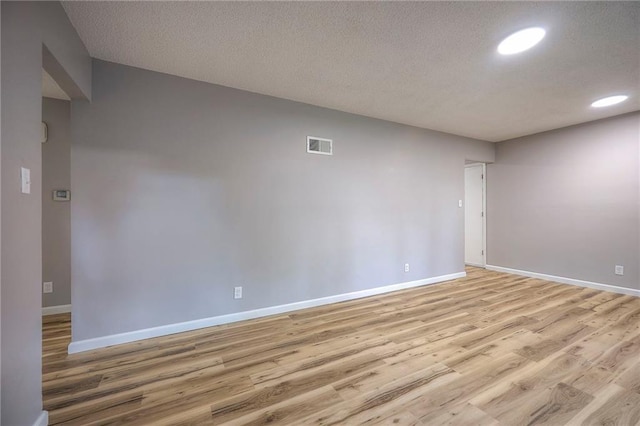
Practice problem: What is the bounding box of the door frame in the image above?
[464,163,486,267]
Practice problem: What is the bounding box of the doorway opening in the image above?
[41,66,73,407]
[464,163,486,267]
[41,68,72,316]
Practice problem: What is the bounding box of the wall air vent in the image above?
[307,136,333,156]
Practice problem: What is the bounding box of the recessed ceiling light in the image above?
[590,95,629,108]
[498,27,546,55]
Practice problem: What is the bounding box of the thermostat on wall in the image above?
[53,190,70,201]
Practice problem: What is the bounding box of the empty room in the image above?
[1,1,639,425]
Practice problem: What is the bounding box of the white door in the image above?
[465,164,485,266]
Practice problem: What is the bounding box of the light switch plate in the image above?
[21,167,31,194]
[43,282,53,293]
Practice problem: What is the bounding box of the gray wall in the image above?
[71,59,494,342]
[1,2,90,424]
[42,98,72,307]
[1,4,3,421]
[488,112,640,290]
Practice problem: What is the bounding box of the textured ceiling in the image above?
[62,1,639,142]
[42,69,70,100]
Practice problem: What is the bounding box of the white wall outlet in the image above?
[615,265,624,276]
[21,167,31,194]
[234,286,243,299]
[458,200,463,208]
[43,282,53,293]
[404,263,410,273]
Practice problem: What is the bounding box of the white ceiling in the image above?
[62,1,639,142]
[42,69,70,100]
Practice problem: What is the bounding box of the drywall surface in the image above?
[1,2,90,424]
[71,59,494,342]
[42,98,72,307]
[488,112,640,290]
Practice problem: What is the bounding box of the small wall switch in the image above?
[43,282,53,293]
[458,200,463,208]
[21,167,31,194]
[234,286,243,299]
[404,263,410,273]
[615,265,624,276]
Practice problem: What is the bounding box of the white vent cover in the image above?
[307,136,333,155]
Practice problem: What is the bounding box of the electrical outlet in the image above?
[615,265,624,276]
[43,282,53,293]
[404,263,410,273]
[234,286,243,299]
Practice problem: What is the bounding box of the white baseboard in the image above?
[486,265,640,297]
[42,304,71,316]
[33,411,48,426]
[68,271,465,354]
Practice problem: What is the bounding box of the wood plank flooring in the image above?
[43,267,640,425]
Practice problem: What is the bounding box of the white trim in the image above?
[481,163,486,266]
[33,411,48,426]
[68,272,465,354]
[42,304,71,316]
[486,265,640,297]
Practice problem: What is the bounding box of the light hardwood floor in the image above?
[43,267,640,425]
